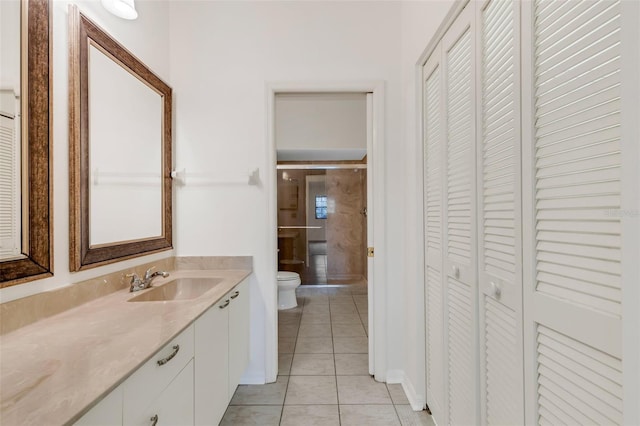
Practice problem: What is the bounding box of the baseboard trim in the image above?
[385,370,427,411]
[402,375,427,411]
[239,370,266,385]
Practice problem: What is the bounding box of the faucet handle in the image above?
[144,266,156,280]
[126,272,144,292]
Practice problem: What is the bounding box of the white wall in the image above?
[169,0,402,382]
[0,0,173,303]
[399,0,457,407]
[276,92,366,161]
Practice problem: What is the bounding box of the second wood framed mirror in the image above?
[69,6,172,271]
[0,0,53,287]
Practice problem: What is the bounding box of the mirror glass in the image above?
[0,0,23,260]
[88,44,162,245]
[69,7,172,271]
[0,0,53,287]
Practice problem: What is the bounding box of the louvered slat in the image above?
[537,325,623,425]
[537,251,620,276]
[533,0,622,318]
[537,260,619,289]
[447,29,473,266]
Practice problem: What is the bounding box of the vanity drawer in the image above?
[123,324,194,422]
[127,360,194,426]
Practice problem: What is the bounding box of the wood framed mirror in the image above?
[69,6,172,271]
[0,0,53,287]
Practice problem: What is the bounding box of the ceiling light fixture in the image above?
[101,0,138,20]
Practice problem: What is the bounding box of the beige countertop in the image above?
[0,269,251,426]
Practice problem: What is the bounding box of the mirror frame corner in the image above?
[0,0,53,288]
[68,6,173,272]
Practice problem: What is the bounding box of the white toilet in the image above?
[277,271,301,310]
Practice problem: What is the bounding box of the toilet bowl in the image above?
[277,271,301,310]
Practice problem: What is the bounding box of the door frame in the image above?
[265,81,386,382]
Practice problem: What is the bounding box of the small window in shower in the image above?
[315,195,328,219]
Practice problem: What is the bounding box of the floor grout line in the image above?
[328,291,342,426]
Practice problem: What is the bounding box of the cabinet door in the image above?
[476,0,524,424]
[194,296,230,426]
[74,385,123,426]
[132,360,194,426]
[442,4,478,425]
[228,279,250,398]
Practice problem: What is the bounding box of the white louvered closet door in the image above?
[442,5,478,425]
[476,0,524,424]
[423,45,446,425]
[522,0,625,424]
[0,114,20,258]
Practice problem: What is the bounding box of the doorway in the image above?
[266,82,386,384]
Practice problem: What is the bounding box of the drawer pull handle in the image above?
[157,344,180,366]
[219,299,230,309]
[150,414,158,426]
[230,291,240,299]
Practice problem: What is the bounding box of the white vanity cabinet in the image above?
[73,278,250,426]
[195,279,250,425]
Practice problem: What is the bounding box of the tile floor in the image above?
[220,284,435,426]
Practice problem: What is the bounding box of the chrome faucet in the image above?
[127,267,169,292]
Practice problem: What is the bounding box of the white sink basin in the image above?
[127,278,223,302]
